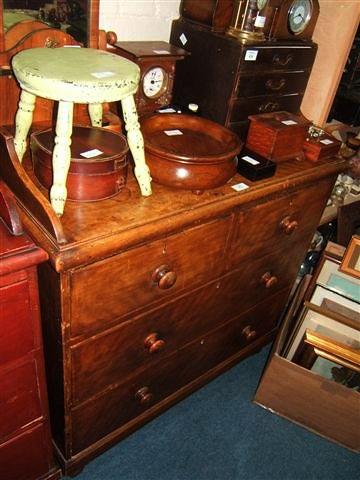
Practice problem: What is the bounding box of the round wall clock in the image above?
[268,0,319,40]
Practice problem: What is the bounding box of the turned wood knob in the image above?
[280,216,299,234]
[152,264,177,289]
[135,386,153,405]
[242,325,257,341]
[261,271,278,288]
[106,31,117,45]
[144,332,165,354]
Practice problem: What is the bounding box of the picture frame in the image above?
[292,329,360,391]
[340,235,360,280]
[310,285,359,322]
[284,302,360,361]
[315,256,360,303]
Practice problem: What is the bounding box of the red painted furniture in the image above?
[0,181,60,480]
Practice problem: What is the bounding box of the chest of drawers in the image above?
[170,18,317,140]
[0,183,60,480]
[10,148,344,475]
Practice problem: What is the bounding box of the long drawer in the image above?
[71,290,286,453]
[70,247,301,404]
[70,216,231,337]
[235,71,310,98]
[239,45,316,72]
[229,179,333,267]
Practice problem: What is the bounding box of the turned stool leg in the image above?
[121,95,152,196]
[88,103,103,127]
[14,90,36,162]
[50,101,74,216]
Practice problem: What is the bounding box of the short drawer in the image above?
[71,290,285,453]
[235,71,310,98]
[0,280,38,364]
[228,93,303,123]
[0,358,42,441]
[71,249,295,404]
[239,45,317,72]
[229,179,334,267]
[70,217,231,337]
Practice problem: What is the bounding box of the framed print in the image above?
[316,257,360,304]
[310,285,359,322]
[292,329,360,391]
[340,235,360,280]
[284,302,360,361]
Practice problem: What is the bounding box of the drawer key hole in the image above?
[242,325,257,342]
[135,386,153,406]
[144,332,166,354]
[152,264,177,289]
[280,215,299,235]
[261,271,278,289]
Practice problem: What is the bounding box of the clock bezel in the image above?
[287,0,313,35]
[141,66,169,100]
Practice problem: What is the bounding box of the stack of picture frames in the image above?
[254,236,360,452]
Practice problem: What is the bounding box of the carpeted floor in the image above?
[65,346,359,480]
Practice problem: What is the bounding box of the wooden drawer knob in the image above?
[135,386,153,405]
[261,271,278,289]
[280,216,299,234]
[152,264,177,289]
[144,332,165,354]
[242,325,257,341]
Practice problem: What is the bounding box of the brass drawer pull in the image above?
[135,386,153,405]
[272,54,293,66]
[152,264,177,289]
[265,78,286,91]
[280,215,299,234]
[258,102,280,113]
[261,271,278,289]
[144,332,165,354]
[242,325,257,341]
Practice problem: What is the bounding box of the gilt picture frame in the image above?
[340,235,360,280]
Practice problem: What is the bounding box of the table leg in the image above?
[88,103,103,127]
[50,101,74,216]
[13,90,36,162]
[121,95,152,196]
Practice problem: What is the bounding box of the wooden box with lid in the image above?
[0,126,346,475]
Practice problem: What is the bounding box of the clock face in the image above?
[142,67,168,99]
[288,0,313,34]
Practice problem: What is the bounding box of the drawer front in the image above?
[71,248,297,404]
[229,179,334,267]
[0,358,42,441]
[0,423,52,480]
[235,71,310,98]
[71,290,285,453]
[239,46,316,72]
[228,94,303,123]
[70,217,231,337]
[0,280,37,364]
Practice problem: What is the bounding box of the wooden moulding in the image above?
[179,0,234,32]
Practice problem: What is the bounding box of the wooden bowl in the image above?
[140,114,242,192]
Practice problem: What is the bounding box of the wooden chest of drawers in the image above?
[11,151,344,475]
[170,18,317,140]
[0,183,60,480]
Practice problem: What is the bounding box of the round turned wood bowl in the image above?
[140,114,242,192]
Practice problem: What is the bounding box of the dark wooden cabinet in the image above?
[0,183,60,480]
[170,18,317,139]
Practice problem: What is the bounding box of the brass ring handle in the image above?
[152,264,177,289]
[259,102,280,113]
[272,54,293,66]
[135,386,153,405]
[280,216,299,234]
[261,271,278,289]
[242,325,257,341]
[265,78,286,91]
[144,332,165,354]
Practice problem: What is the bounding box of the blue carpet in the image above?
[65,347,359,480]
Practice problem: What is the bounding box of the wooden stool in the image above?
[12,47,152,216]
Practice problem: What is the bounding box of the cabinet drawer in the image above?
[228,94,303,123]
[70,217,231,337]
[71,248,295,404]
[239,46,316,72]
[0,280,38,364]
[229,179,333,266]
[0,358,42,441]
[71,290,285,453]
[235,71,309,98]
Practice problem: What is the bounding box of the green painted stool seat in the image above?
[12,47,152,216]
